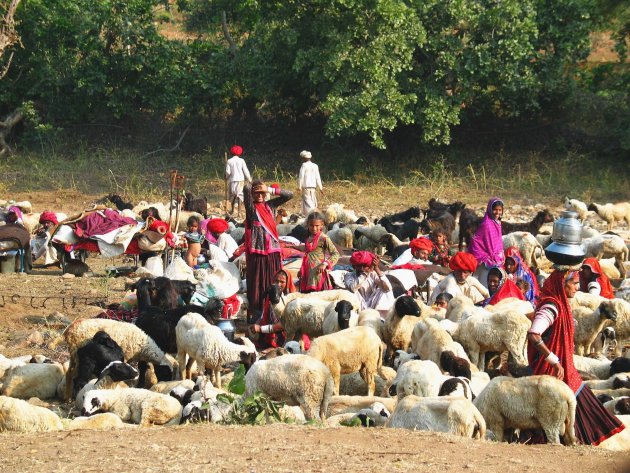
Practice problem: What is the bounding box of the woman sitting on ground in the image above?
[251,269,296,350]
[481,266,525,307]
[504,247,539,304]
[579,257,614,299]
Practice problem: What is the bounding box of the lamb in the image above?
[357,308,384,340]
[61,317,175,400]
[501,210,555,235]
[381,295,424,362]
[324,203,359,226]
[327,395,397,417]
[65,412,128,431]
[588,202,630,230]
[582,234,629,278]
[392,350,421,370]
[473,375,577,445]
[244,355,334,421]
[73,331,124,396]
[1,362,65,400]
[307,326,384,396]
[83,388,182,426]
[0,396,63,433]
[573,300,619,356]
[387,395,486,439]
[175,312,257,387]
[326,226,354,248]
[326,401,391,427]
[564,197,590,222]
[322,300,359,335]
[453,307,531,371]
[603,397,630,416]
[410,317,470,368]
[388,359,445,400]
[502,232,544,268]
[74,361,139,410]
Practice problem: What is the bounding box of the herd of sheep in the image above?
[0,195,630,453]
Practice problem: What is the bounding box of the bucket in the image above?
[0,254,17,273]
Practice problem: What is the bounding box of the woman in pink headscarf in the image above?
[469,197,504,289]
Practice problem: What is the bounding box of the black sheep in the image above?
[610,357,630,377]
[334,300,354,330]
[439,350,472,380]
[74,331,125,396]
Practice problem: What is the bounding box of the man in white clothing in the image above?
[225,144,252,217]
[344,251,395,318]
[429,252,489,305]
[298,150,323,216]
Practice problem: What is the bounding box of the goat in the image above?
[105,194,134,211]
[458,208,482,251]
[183,192,208,217]
[501,210,554,236]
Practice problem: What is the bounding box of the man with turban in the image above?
[297,150,324,216]
[344,251,395,318]
[200,217,239,261]
[30,210,60,265]
[225,145,252,218]
[391,237,433,266]
[429,251,489,305]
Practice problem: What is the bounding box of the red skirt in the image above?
[246,251,281,321]
[575,384,625,445]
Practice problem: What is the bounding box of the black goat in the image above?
[106,194,134,211]
[500,209,554,235]
[377,207,422,235]
[458,208,482,251]
[134,277,194,311]
[426,199,466,219]
[74,331,124,396]
[380,233,409,259]
[183,192,208,217]
[140,207,162,221]
[419,212,456,241]
[395,219,424,241]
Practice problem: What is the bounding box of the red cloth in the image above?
[206,218,229,234]
[96,308,139,322]
[410,237,434,253]
[528,270,583,393]
[74,209,137,238]
[299,232,333,292]
[350,251,375,266]
[149,219,169,235]
[230,145,243,156]
[245,202,280,252]
[449,252,478,272]
[221,293,242,319]
[270,183,280,192]
[391,263,431,270]
[487,277,525,306]
[39,211,58,225]
[580,257,615,299]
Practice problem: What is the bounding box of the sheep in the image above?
[590,326,617,356]
[387,395,486,439]
[65,412,128,431]
[588,202,630,231]
[585,373,630,390]
[582,234,629,278]
[604,298,630,355]
[610,357,630,377]
[326,401,391,427]
[502,232,544,268]
[0,396,63,433]
[326,226,353,248]
[83,388,182,426]
[570,291,608,311]
[453,307,531,371]
[437,377,475,400]
[410,317,470,368]
[0,354,41,380]
[339,367,396,397]
[61,317,175,401]
[473,375,577,445]
[307,326,383,396]
[573,354,613,380]
[598,415,630,451]
[175,313,256,387]
[600,257,621,280]
[73,331,124,396]
[324,203,359,226]
[245,355,334,421]
[440,350,473,380]
[357,308,383,339]
[1,362,65,400]
[388,359,445,400]
[573,300,619,356]
[284,341,303,354]
[501,210,555,236]
[381,295,424,362]
[327,395,397,417]
[353,225,388,252]
[564,197,589,222]
[322,300,359,335]
[603,397,630,416]
[74,361,139,410]
[380,233,410,259]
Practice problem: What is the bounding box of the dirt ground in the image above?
[1,189,630,472]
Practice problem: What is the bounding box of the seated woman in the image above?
[504,247,539,304]
[344,251,395,318]
[481,266,525,307]
[4,206,24,225]
[251,269,296,350]
[579,257,614,299]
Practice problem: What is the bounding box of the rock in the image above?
[25,330,44,346]
[62,273,75,279]
[23,311,71,328]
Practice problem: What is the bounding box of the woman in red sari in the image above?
[252,269,296,349]
[527,270,624,445]
[579,257,615,299]
[244,180,293,322]
[481,266,525,307]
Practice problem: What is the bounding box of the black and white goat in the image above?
[73,331,125,396]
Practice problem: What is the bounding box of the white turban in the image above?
[300,150,312,159]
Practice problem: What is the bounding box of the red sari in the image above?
[579,257,615,299]
[528,270,624,445]
[299,231,338,293]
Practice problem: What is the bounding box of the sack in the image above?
[164,255,197,283]
[137,235,167,252]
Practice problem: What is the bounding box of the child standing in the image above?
[184,216,204,267]
[297,150,323,216]
[225,145,252,217]
[429,229,453,267]
[296,212,339,293]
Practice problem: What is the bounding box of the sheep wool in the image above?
[1,362,65,400]
[0,396,63,433]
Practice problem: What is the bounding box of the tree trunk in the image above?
[221,10,237,55]
[0,108,23,158]
[1,0,22,78]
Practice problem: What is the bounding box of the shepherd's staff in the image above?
[168,169,178,233]
[170,174,185,263]
[224,151,229,213]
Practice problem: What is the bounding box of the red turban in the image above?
[449,252,478,272]
[39,211,58,225]
[270,183,280,191]
[410,237,433,253]
[230,145,243,156]
[206,218,229,234]
[350,251,375,267]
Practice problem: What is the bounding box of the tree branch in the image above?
[221,10,237,55]
[0,0,21,57]
[0,108,24,158]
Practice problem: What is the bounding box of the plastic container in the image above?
[0,254,16,273]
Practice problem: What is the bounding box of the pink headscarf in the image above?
[6,206,24,224]
[468,197,504,267]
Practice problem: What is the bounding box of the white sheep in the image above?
[83,388,182,426]
[307,326,383,396]
[324,203,359,226]
[1,362,65,400]
[564,197,589,223]
[502,231,544,268]
[326,226,354,248]
[244,355,334,421]
[387,395,486,439]
[357,308,384,340]
[339,367,396,397]
[573,300,619,356]
[410,317,469,367]
[389,359,445,400]
[582,234,629,278]
[570,291,608,311]
[327,395,397,417]
[453,308,531,371]
[175,312,257,387]
[606,298,630,356]
[59,317,175,401]
[585,373,630,391]
[65,413,128,431]
[573,354,613,380]
[74,361,139,410]
[0,395,63,433]
[598,415,630,451]
[326,401,391,427]
[473,375,577,445]
[588,202,630,231]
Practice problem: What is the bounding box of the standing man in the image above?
[225,145,252,218]
[297,150,323,216]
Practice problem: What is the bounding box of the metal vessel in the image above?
[544,210,585,266]
[216,318,236,342]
